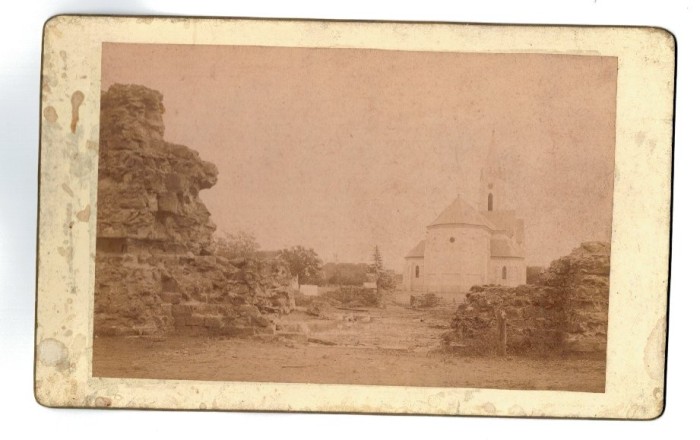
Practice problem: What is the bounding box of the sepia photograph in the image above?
[90,43,616,392]
[33,16,673,417]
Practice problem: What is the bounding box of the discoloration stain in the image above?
[38,338,69,370]
[62,202,78,296]
[199,402,206,409]
[648,138,657,152]
[644,317,666,380]
[635,131,646,146]
[626,403,648,419]
[70,90,85,133]
[94,396,112,407]
[61,183,74,197]
[508,404,526,416]
[43,106,58,123]
[76,204,91,222]
[86,140,98,151]
[41,75,52,94]
[479,402,497,414]
[57,246,72,260]
[463,390,476,402]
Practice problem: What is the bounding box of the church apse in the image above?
[403,133,526,293]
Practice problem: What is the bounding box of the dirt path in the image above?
[93,337,604,391]
[93,296,606,392]
[283,301,454,350]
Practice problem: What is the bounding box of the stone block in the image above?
[276,322,309,335]
[252,315,270,328]
[157,192,179,214]
[219,326,255,337]
[237,304,262,318]
[164,173,183,192]
[159,291,182,304]
[222,316,249,327]
[204,316,223,328]
[185,314,206,327]
[172,303,195,316]
[254,326,276,336]
[134,325,159,336]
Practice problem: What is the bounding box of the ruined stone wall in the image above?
[94,84,294,337]
[447,242,610,356]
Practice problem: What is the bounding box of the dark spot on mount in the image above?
[70,91,85,133]
[43,106,58,123]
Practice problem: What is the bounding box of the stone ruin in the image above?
[94,84,295,337]
[446,242,610,356]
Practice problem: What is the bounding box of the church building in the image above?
[403,143,526,293]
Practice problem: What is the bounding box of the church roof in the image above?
[481,210,515,230]
[491,237,525,258]
[428,195,497,230]
[405,240,425,258]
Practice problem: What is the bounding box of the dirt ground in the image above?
[93,291,606,392]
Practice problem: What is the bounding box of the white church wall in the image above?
[424,225,490,293]
[404,257,424,291]
[489,257,526,287]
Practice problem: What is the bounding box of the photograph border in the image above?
[34,15,674,418]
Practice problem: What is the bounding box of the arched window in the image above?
[415,265,420,278]
[502,266,507,280]
[488,193,493,211]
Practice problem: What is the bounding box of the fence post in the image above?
[496,308,507,356]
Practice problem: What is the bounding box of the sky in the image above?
[102,43,617,270]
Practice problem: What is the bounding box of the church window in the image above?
[488,193,494,211]
[415,265,420,278]
[502,266,507,280]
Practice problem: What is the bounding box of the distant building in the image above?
[404,139,526,293]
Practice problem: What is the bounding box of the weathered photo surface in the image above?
[92,43,616,392]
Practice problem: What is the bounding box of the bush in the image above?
[321,286,382,308]
[410,293,441,308]
[321,262,369,286]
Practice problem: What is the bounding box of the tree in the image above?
[369,245,384,275]
[279,246,323,285]
[368,245,396,291]
[322,262,370,286]
[526,266,546,285]
[213,230,260,260]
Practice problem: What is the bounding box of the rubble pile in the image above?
[447,242,610,355]
[410,293,441,308]
[94,84,294,337]
[542,241,610,353]
[447,285,564,355]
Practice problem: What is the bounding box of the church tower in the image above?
[479,129,508,212]
[402,127,527,293]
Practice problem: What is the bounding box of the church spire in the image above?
[479,127,508,211]
[485,128,504,180]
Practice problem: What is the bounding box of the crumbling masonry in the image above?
[94,84,294,337]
